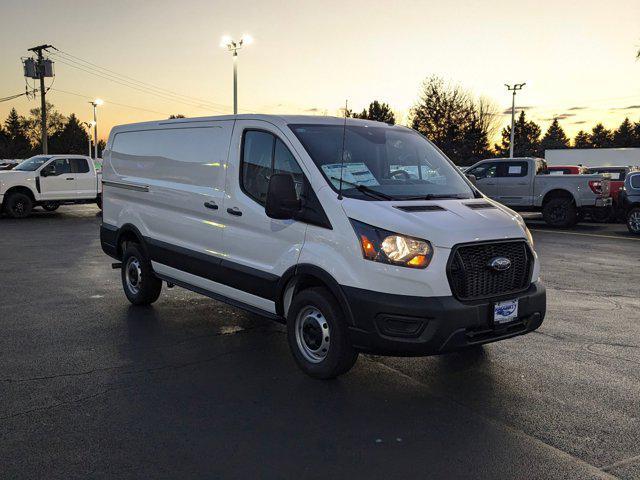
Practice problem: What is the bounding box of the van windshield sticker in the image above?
[321,162,380,188]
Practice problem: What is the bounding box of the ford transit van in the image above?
[100,115,545,379]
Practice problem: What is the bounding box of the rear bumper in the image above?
[594,197,612,207]
[344,282,546,356]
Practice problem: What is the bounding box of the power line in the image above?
[49,55,231,114]
[52,47,243,112]
[50,87,173,116]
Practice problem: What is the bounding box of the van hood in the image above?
[341,197,528,248]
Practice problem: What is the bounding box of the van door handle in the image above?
[227,207,242,216]
[204,201,218,210]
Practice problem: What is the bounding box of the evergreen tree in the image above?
[589,123,613,148]
[49,114,91,154]
[573,130,591,148]
[540,118,570,152]
[613,118,638,147]
[353,101,396,125]
[411,76,498,165]
[3,108,32,158]
[633,121,640,145]
[494,111,541,157]
[0,124,9,159]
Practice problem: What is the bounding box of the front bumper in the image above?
[344,282,546,356]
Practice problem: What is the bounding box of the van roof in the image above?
[110,114,399,134]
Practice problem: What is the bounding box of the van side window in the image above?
[241,131,303,205]
[70,158,90,173]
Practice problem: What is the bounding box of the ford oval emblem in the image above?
[488,256,511,272]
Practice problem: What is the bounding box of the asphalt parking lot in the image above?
[1,206,639,479]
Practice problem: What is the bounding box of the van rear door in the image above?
[219,120,308,312]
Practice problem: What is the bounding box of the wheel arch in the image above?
[275,264,355,326]
[115,223,149,259]
[542,188,576,207]
[3,185,36,203]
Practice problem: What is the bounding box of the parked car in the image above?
[466,157,611,227]
[100,115,546,379]
[620,171,640,234]
[0,155,102,218]
[0,160,19,171]
[585,166,640,222]
[543,165,588,175]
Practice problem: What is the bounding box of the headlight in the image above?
[350,219,433,269]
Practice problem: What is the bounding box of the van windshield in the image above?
[289,124,474,200]
[14,156,51,171]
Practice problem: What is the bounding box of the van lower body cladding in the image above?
[101,223,546,357]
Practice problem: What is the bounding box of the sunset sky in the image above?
[1,0,639,142]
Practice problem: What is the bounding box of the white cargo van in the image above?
[100,115,545,378]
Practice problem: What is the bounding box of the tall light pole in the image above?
[221,34,253,115]
[505,83,526,158]
[89,99,103,159]
[82,121,95,158]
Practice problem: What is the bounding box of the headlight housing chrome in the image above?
[350,219,433,269]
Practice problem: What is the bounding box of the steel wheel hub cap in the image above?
[125,257,142,294]
[295,306,330,363]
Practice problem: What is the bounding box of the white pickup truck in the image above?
[466,157,611,227]
[0,155,102,218]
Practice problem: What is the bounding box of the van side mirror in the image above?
[265,173,301,220]
[465,173,477,186]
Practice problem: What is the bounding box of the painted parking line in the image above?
[529,228,640,242]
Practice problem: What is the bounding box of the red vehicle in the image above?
[544,165,589,175]
[586,167,637,204]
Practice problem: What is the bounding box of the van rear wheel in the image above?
[287,287,358,379]
[121,243,162,305]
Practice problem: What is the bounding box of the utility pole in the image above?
[505,83,526,158]
[28,45,53,154]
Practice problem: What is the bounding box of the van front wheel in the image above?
[121,243,162,305]
[287,287,358,379]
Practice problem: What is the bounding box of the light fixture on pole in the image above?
[220,34,253,115]
[82,121,96,158]
[505,83,526,158]
[89,99,103,159]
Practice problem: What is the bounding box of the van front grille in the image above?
[447,240,533,301]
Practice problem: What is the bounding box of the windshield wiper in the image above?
[330,177,394,200]
[395,193,467,200]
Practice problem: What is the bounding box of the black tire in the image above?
[542,197,577,227]
[627,207,640,235]
[4,192,33,219]
[96,194,102,210]
[286,287,358,379]
[121,243,162,305]
[42,201,60,212]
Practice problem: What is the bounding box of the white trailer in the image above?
[545,148,640,168]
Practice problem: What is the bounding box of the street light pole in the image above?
[89,99,103,159]
[505,83,526,158]
[221,35,252,115]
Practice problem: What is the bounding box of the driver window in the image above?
[43,159,71,176]
[468,163,497,180]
